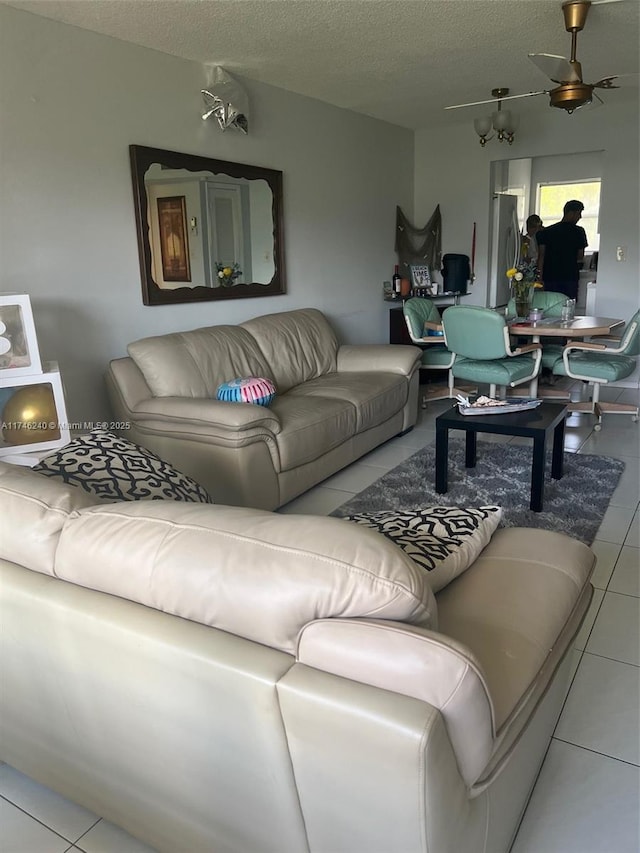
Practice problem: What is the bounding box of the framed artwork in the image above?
[382,280,396,301]
[0,293,43,379]
[0,362,70,458]
[157,196,192,282]
[410,264,432,290]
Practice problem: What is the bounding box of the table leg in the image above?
[465,430,477,468]
[435,424,449,494]
[530,434,546,512]
[551,418,565,480]
[530,333,541,397]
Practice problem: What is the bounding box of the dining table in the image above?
[508,315,625,397]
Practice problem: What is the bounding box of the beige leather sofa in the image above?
[1,463,596,853]
[105,308,422,509]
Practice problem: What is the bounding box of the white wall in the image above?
[530,150,604,192]
[414,101,640,322]
[0,6,413,422]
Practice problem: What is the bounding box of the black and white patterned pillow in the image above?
[33,429,213,504]
[343,506,502,592]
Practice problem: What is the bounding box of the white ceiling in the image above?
[4,0,639,129]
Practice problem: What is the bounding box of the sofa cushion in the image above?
[0,461,97,576]
[343,506,502,592]
[437,527,595,732]
[33,430,213,503]
[242,308,339,394]
[128,325,272,398]
[286,372,408,433]
[53,502,438,654]
[271,395,358,471]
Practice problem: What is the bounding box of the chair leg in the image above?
[537,383,572,401]
[421,370,456,407]
[589,383,640,429]
[568,400,596,417]
[591,383,603,430]
[566,381,639,430]
[595,400,640,426]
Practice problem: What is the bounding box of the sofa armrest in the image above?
[131,397,282,435]
[337,345,422,376]
[297,617,495,786]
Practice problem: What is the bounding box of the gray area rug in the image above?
[333,440,625,544]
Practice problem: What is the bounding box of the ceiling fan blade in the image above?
[528,53,581,84]
[592,75,623,89]
[590,0,626,5]
[445,91,546,110]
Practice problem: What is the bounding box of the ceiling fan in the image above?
[446,0,626,115]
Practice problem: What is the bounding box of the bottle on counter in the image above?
[392,264,402,297]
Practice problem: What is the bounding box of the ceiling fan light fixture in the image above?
[471,88,519,146]
[492,108,514,132]
[503,112,520,145]
[474,116,493,139]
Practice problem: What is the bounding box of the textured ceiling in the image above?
[3,0,639,128]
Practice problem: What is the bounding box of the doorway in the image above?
[487,151,603,310]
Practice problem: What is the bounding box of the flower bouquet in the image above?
[216,262,242,286]
[506,260,542,318]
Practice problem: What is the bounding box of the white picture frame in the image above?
[0,362,70,458]
[410,264,434,293]
[0,293,43,379]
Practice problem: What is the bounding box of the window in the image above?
[536,180,601,252]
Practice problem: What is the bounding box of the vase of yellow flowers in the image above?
[506,260,542,318]
[215,262,242,287]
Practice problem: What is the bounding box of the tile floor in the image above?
[1,381,638,853]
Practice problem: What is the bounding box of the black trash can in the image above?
[442,254,471,295]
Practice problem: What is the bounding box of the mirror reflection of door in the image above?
[206,182,250,284]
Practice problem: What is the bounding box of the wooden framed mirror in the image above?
[129,145,286,306]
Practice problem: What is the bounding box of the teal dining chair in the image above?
[403,297,459,406]
[442,305,542,398]
[506,289,567,319]
[507,289,567,371]
[550,309,640,429]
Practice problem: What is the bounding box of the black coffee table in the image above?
[435,402,568,512]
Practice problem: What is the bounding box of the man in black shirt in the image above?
[536,200,588,300]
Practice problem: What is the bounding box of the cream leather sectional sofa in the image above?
[0,462,596,853]
[106,308,422,509]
